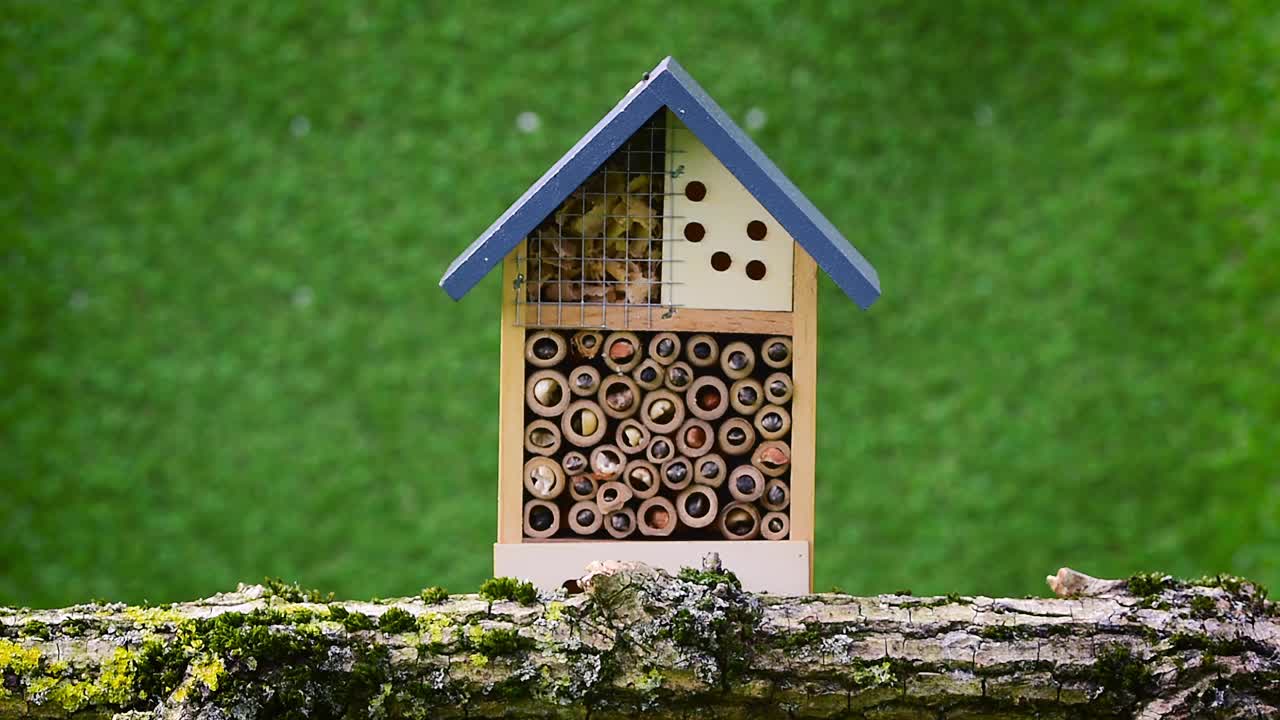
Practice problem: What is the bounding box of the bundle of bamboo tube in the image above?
[521,329,796,541]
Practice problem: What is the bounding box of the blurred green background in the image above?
[3,2,1278,608]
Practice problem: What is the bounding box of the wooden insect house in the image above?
[441,57,880,593]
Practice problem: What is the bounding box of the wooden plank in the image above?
[523,305,792,335]
[788,247,819,592]
[497,250,526,545]
[494,540,810,594]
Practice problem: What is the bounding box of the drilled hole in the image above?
[747,220,768,240]
[746,260,767,280]
[711,252,732,272]
[684,222,705,242]
[685,181,707,201]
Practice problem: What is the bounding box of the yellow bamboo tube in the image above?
[604,507,637,539]
[663,361,694,392]
[561,451,590,478]
[685,376,728,422]
[717,501,761,540]
[640,388,685,435]
[589,444,626,481]
[676,485,719,528]
[760,511,789,540]
[568,473,597,502]
[763,372,794,405]
[568,500,603,535]
[568,365,601,397]
[571,330,604,361]
[729,378,764,415]
[523,499,560,539]
[525,330,568,368]
[716,417,756,456]
[728,465,765,503]
[753,404,792,441]
[561,399,606,447]
[526,369,570,418]
[660,456,693,492]
[693,453,727,488]
[751,440,791,478]
[675,418,714,458]
[761,478,790,511]
[761,336,793,369]
[615,418,651,455]
[597,374,641,420]
[623,459,660,500]
[637,496,678,537]
[632,359,664,391]
[602,331,642,373]
[719,341,756,380]
[523,457,565,500]
[645,434,675,464]
[523,419,562,457]
[596,480,634,514]
[686,333,719,368]
[648,332,681,366]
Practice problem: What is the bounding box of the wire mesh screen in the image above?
[515,109,682,328]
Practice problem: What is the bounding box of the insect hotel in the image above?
[440,57,880,593]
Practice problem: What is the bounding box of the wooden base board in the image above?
[494,540,810,594]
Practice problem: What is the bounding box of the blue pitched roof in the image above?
[440,56,881,309]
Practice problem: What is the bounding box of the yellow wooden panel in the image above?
[497,250,526,545]
[788,247,819,592]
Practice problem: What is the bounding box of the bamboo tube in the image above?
[562,451,590,478]
[523,419,562,457]
[751,440,791,478]
[719,341,756,380]
[686,333,720,368]
[717,501,761,540]
[632,359,664,391]
[660,456,693,492]
[716,417,756,456]
[685,376,728,422]
[523,499,561,539]
[761,336,793,369]
[663,361,694,392]
[637,496,678,537]
[693,453,727,488]
[523,457,565,500]
[526,369,570,418]
[729,378,765,415]
[615,418,651,455]
[648,332,681,366]
[571,330,603,361]
[604,507,637,539]
[753,404,792,441]
[602,331,642,373]
[675,418,714,458]
[760,511,789,540]
[676,485,719,528]
[761,478,790,511]
[568,473,597,502]
[640,388,685,434]
[569,365,601,397]
[596,480,634,514]
[568,500,602,535]
[525,330,568,368]
[728,465,765,503]
[589,444,626,480]
[598,375,641,420]
[764,372,794,405]
[561,399,607,447]
[645,435,675,464]
[623,459,660,500]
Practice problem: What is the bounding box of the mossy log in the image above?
[0,560,1276,719]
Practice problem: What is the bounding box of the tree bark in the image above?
[0,560,1275,719]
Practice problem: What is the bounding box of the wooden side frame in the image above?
[789,247,818,591]
[497,250,526,544]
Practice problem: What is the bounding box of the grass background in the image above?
[3,2,1277,608]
